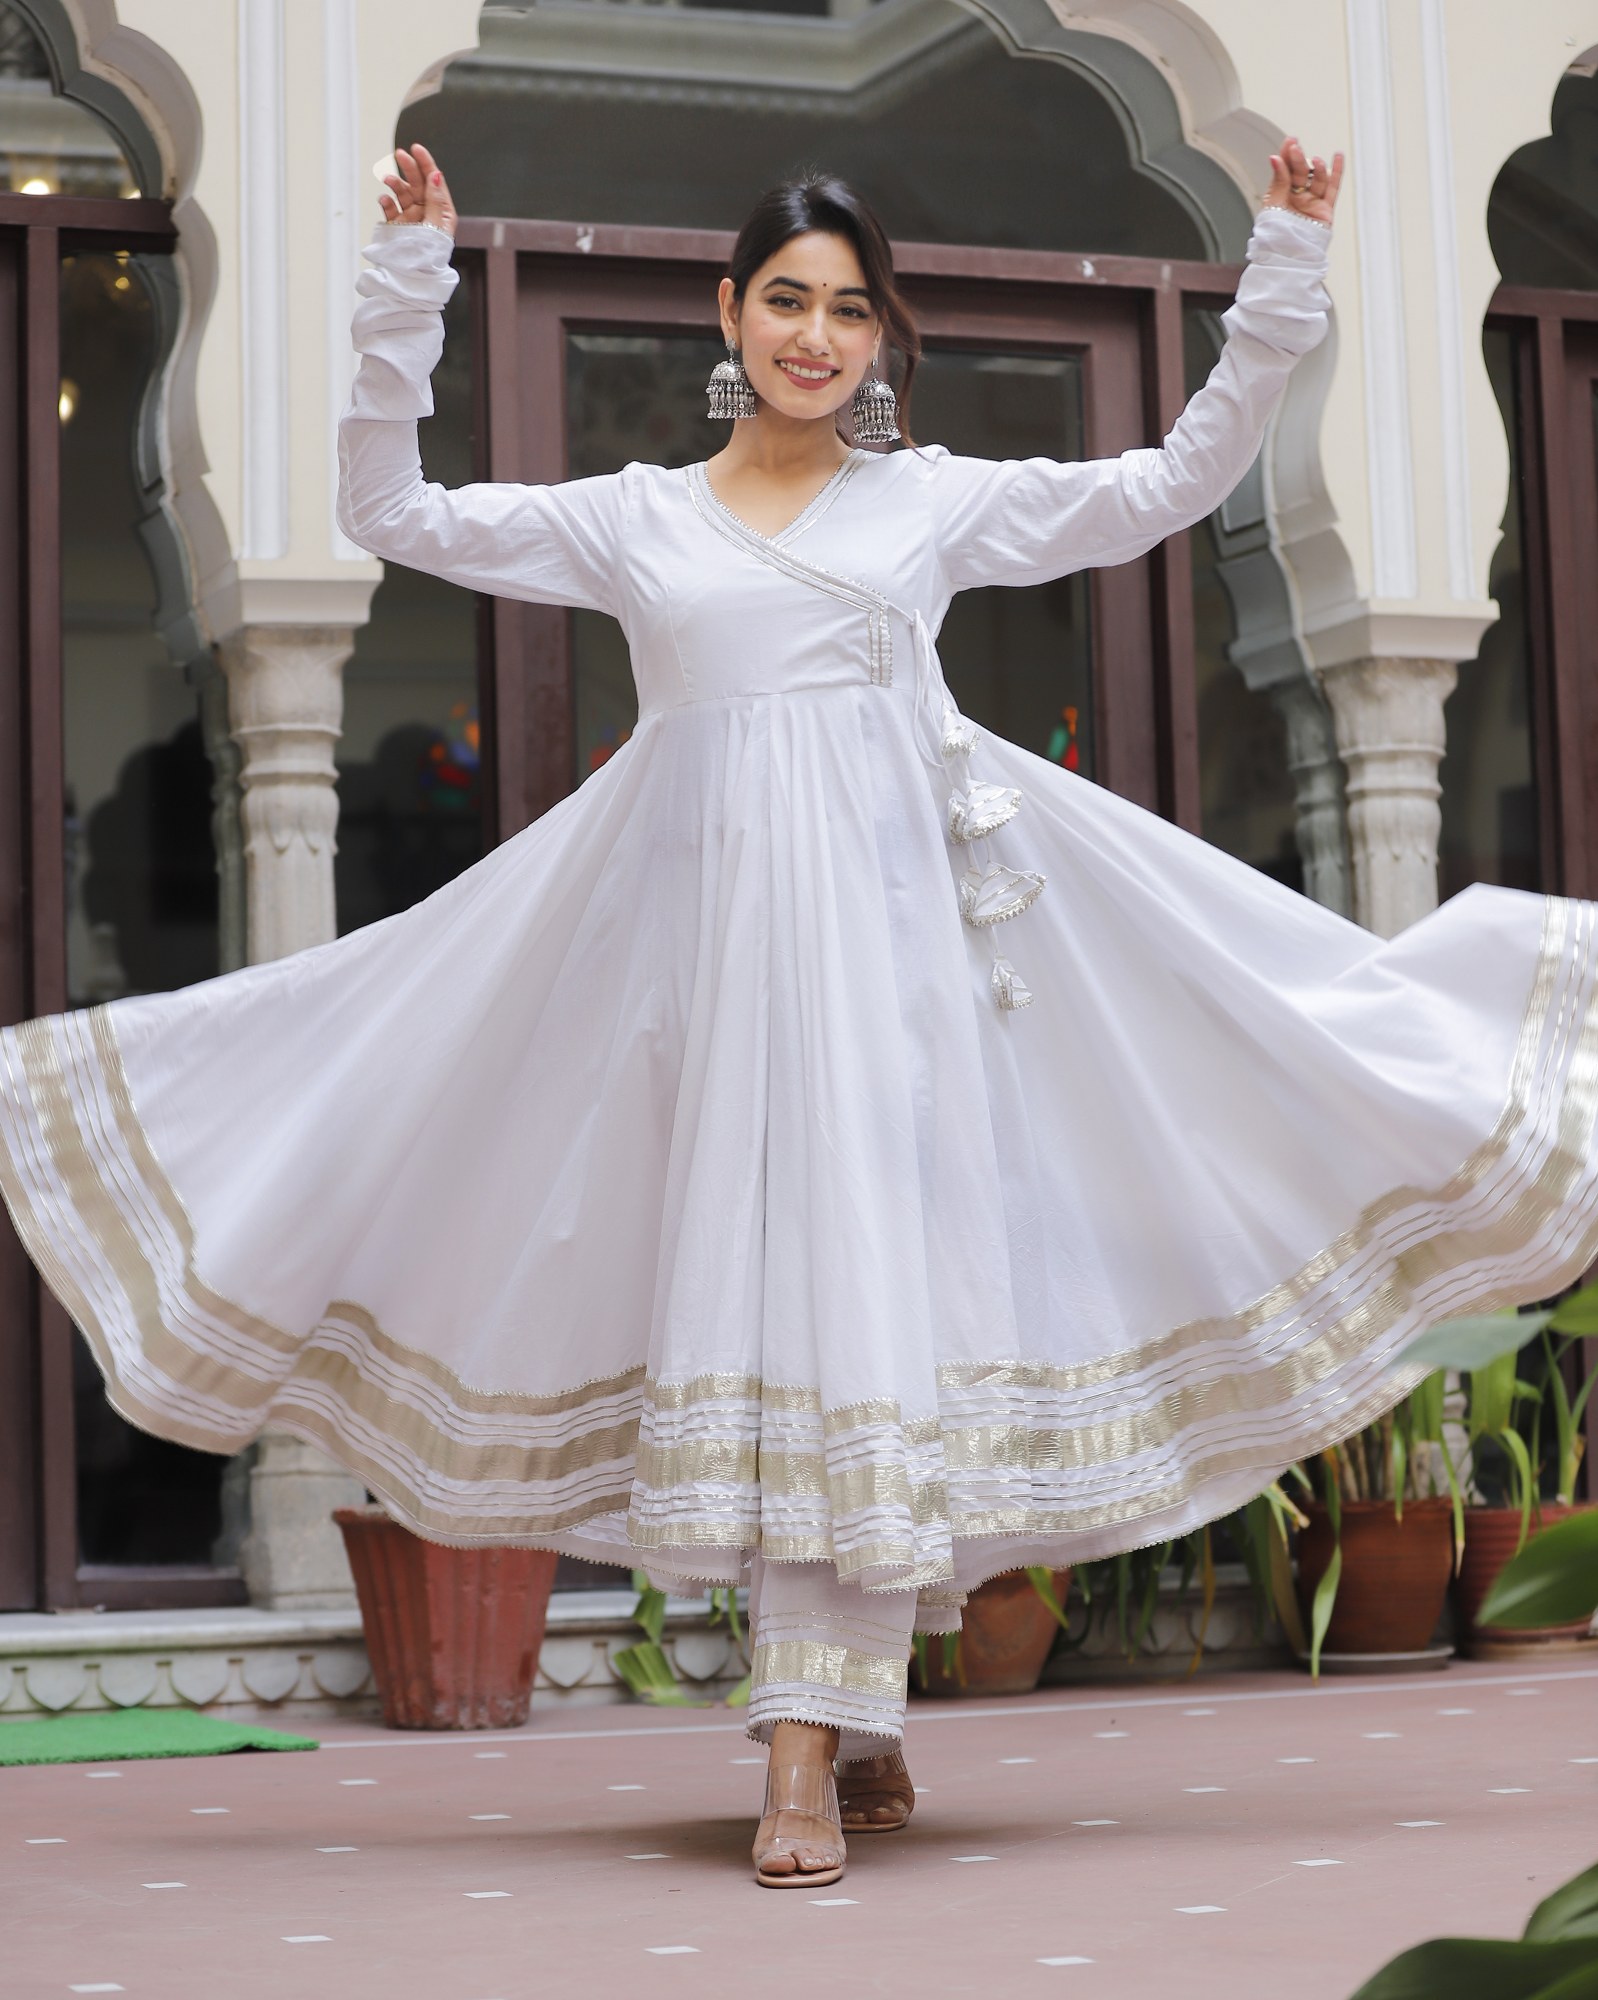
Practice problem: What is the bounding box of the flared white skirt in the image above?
[3,678,1594,1596]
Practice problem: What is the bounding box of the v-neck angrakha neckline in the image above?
[693,448,865,548]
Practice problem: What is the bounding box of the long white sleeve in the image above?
[336,224,633,613]
[926,207,1333,591]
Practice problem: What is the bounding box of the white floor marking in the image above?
[1184,1787,1226,1794]
[283,1935,332,1943]
[627,1853,670,1860]
[25,1837,65,1844]
[1488,1787,1531,1794]
[952,1855,998,1863]
[1504,1688,1540,1696]
[191,1807,230,1814]
[339,1778,377,1786]
[1072,1820,1119,1827]
[1093,1731,1128,1739]
[470,1814,511,1821]
[608,1784,646,1791]
[1277,1758,1315,1765]
[810,1897,858,1905]
[1000,1757,1036,1764]
[142,1882,185,1890]
[1185,1709,1216,1717]
[646,1946,699,1955]
[85,1772,121,1780]
[316,1846,358,1853]
[730,1756,765,1764]
[1364,1733,1401,1740]
[307,1668,1598,1754]
[1572,1757,1598,1764]
[1395,1821,1442,1828]
[465,1890,512,1898]
[1293,1859,1342,1867]
[912,1786,930,1793]
[68,1987,124,1994]
[1177,1905,1226,1914]
[475,1752,508,1760]
[1437,1708,1474,1716]
[1038,1958,1095,1966]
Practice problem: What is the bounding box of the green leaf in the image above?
[630,1584,668,1645]
[1550,1281,1598,1334]
[1348,1936,1598,2000]
[1471,1351,1519,1440]
[1477,1510,1598,1628]
[1308,1540,1341,1681]
[1500,1428,1537,1537]
[1026,1566,1072,1635]
[1392,1311,1552,1376]
[611,1640,699,1706]
[722,1669,751,1709]
[1525,1860,1598,1943]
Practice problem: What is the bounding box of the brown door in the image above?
[459,222,1229,844]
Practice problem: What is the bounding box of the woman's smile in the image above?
[775,357,839,388]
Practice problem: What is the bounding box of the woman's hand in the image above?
[1261,136,1344,229]
[377,142,457,239]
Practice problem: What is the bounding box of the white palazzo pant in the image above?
[742,1552,968,1764]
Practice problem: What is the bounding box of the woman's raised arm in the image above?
[927,137,1344,594]
[337,145,633,614]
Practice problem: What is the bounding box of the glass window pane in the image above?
[1438,327,1541,896]
[59,249,225,1566]
[337,276,485,931]
[913,351,1093,775]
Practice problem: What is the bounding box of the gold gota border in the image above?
[750,1639,909,1702]
[0,898,1594,1555]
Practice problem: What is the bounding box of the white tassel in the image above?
[990,957,1033,1011]
[941,710,979,760]
[947,781,1021,843]
[958,864,1046,927]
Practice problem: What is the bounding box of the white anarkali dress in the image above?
[4,208,1596,1604]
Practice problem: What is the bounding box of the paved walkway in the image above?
[6,1660,1595,1999]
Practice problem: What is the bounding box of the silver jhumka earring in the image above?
[850,359,900,445]
[706,340,757,421]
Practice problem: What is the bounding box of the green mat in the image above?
[0,1707,318,1766]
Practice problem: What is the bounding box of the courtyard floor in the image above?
[5,1658,1595,2000]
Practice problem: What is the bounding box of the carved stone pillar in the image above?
[221,624,349,965]
[1318,656,1458,938]
[221,623,366,1610]
[1268,677,1352,918]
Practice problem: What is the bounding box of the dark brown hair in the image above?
[726,172,921,447]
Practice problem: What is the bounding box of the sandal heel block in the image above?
[752,1758,847,1889]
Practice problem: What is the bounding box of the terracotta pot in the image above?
[1295,1499,1453,1655]
[915,1568,1071,1698]
[334,1507,559,1730]
[1453,1503,1598,1660]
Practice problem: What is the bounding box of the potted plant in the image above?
[913,1567,1074,1697]
[333,1506,559,1729]
[1288,1363,1461,1676]
[1438,1284,1598,1659]
[1294,1288,1598,1676]
[611,1573,752,1707]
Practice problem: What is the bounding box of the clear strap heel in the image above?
[752,1758,847,1888]
[837,1747,915,1832]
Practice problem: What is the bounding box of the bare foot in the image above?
[752,1721,846,1884]
[837,1746,915,1831]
